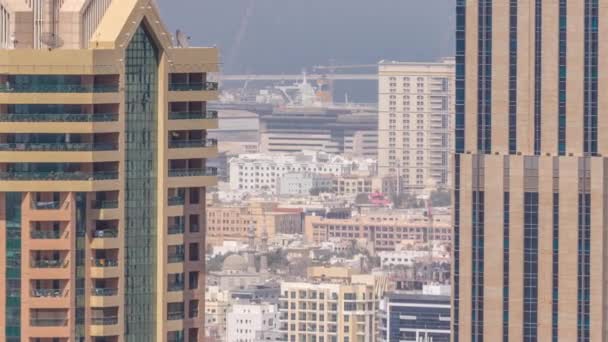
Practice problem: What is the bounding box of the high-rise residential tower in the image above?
[0,1,219,341]
[378,59,454,193]
[454,0,607,340]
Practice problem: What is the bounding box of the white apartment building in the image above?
[229,151,371,192]
[226,302,278,342]
[378,59,455,192]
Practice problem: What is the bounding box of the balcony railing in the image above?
[91,259,118,267]
[30,318,68,327]
[168,254,185,263]
[92,229,118,238]
[168,225,184,235]
[168,196,185,206]
[32,288,64,298]
[91,288,118,296]
[91,316,118,325]
[169,139,217,149]
[0,83,119,93]
[168,168,217,178]
[167,312,185,320]
[30,230,61,239]
[169,82,218,91]
[0,113,118,122]
[92,200,119,209]
[0,171,118,181]
[32,201,61,209]
[31,259,68,268]
[0,142,117,152]
[169,110,218,120]
[168,283,185,292]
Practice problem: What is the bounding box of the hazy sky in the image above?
[157,0,454,74]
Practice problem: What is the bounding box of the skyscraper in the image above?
[453,0,605,341]
[0,1,218,341]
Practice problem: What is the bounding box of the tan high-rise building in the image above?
[378,59,454,193]
[453,0,607,340]
[0,1,218,341]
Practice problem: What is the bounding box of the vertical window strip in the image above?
[578,192,591,341]
[558,0,567,155]
[503,192,510,341]
[523,192,539,341]
[534,0,542,155]
[472,190,485,340]
[453,155,461,341]
[508,0,517,154]
[552,193,559,341]
[5,193,21,341]
[455,0,466,153]
[477,0,492,153]
[584,0,598,155]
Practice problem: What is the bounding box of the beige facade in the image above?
[206,202,303,247]
[454,0,608,340]
[279,269,387,342]
[305,215,451,252]
[378,59,454,192]
[0,1,218,341]
[332,175,374,196]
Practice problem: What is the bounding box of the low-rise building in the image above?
[379,293,451,342]
[278,172,334,196]
[206,201,303,246]
[304,214,451,252]
[279,268,388,342]
[205,286,232,341]
[226,302,278,342]
[332,175,376,195]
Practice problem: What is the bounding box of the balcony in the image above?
[0,142,117,152]
[30,230,61,239]
[169,168,217,178]
[168,283,185,292]
[31,288,64,298]
[0,113,118,122]
[30,318,68,327]
[91,316,118,326]
[0,84,118,93]
[167,311,185,321]
[91,288,118,297]
[169,139,217,149]
[0,171,118,181]
[168,254,185,264]
[168,224,185,235]
[91,259,118,267]
[32,201,61,210]
[92,229,118,239]
[169,110,218,120]
[169,82,218,91]
[92,200,119,209]
[31,259,68,268]
[168,196,185,206]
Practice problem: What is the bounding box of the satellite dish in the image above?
[40,32,63,49]
[176,29,191,48]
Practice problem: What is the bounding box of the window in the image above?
[189,188,199,204]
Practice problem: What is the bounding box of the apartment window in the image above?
[523,192,539,341]
[189,272,199,289]
[578,192,591,341]
[472,191,485,340]
[189,188,199,204]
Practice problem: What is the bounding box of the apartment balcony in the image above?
[90,316,120,337]
[168,139,217,160]
[92,200,119,209]
[168,82,218,102]
[168,282,185,292]
[31,259,69,269]
[168,167,217,188]
[168,110,219,130]
[0,142,117,152]
[0,142,119,164]
[168,224,185,235]
[168,196,185,206]
[30,230,61,240]
[90,259,120,278]
[0,113,118,122]
[30,288,70,309]
[1,171,119,192]
[30,317,68,327]
[90,288,120,307]
[168,254,185,264]
[167,311,185,321]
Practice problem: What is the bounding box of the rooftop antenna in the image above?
[175,29,190,48]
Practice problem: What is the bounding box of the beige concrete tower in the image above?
[0,1,219,341]
[453,0,608,340]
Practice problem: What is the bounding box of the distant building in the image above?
[231,284,281,303]
[379,293,450,342]
[304,215,451,252]
[206,201,303,246]
[205,286,232,341]
[279,268,388,342]
[378,59,455,192]
[228,151,373,192]
[332,175,376,196]
[226,302,278,342]
[278,172,334,196]
[259,108,378,158]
